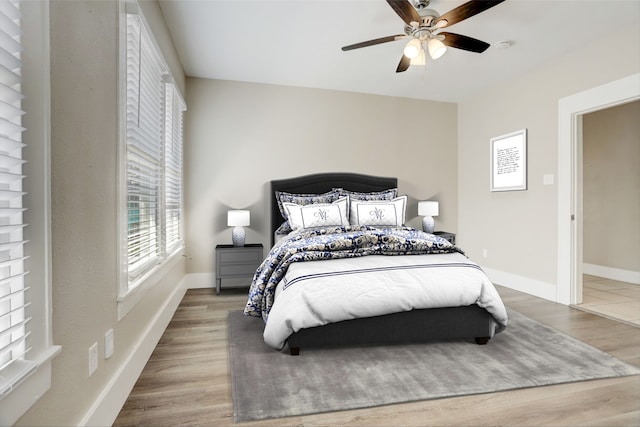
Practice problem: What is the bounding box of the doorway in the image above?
[578,102,640,325]
[557,73,640,306]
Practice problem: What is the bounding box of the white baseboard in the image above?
[583,263,640,285]
[184,272,214,289]
[80,277,188,427]
[481,266,558,303]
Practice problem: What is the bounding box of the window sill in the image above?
[0,345,61,426]
[117,246,184,320]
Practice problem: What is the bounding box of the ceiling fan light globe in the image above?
[403,38,422,59]
[410,49,426,66]
[428,38,447,59]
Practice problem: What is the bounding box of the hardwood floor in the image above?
[114,286,640,427]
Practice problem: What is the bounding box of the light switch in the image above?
[104,329,114,359]
[543,174,554,185]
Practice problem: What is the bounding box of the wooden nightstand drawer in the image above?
[218,263,258,277]
[219,249,262,264]
[215,244,263,294]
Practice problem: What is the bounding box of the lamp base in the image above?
[422,216,435,234]
[232,226,245,246]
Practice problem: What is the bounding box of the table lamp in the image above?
[418,201,439,233]
[227,210,250,246]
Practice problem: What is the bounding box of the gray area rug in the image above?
[228,308,640,422]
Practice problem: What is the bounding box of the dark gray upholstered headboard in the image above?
[270,172,398,246]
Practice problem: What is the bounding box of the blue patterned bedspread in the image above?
[243,225,463,321]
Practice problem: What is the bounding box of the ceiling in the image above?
[158,0,640,103]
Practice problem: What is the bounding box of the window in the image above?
[119,1,185,313]
[0,0,59,423]
[163,83,184,255]
[0,0,31,399]
[125,11,165,282]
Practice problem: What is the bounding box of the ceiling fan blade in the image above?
[434,0,505,28]
[386,0,421,26]
[440,32,490,53]
[396,54,410,73]
[342,34,406,51]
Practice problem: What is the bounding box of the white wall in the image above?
[458,23,640,299]
[16,1,186,425]
[184,78,458,276]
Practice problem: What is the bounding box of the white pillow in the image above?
[283,197,349,231]
[349,196,407,227]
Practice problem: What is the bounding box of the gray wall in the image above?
[17,1,186,425]
[583,101,640,272]
[457,22,639,293]
[183,78,459,276]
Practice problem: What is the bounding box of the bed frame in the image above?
[270,172,497,355]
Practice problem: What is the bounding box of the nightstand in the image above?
[433,231,456,245]
[215,244,263,295]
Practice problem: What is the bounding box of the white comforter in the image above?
[263,251,508,350]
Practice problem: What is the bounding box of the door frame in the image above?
[557,73,640,305]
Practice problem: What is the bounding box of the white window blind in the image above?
[163,82,185,254]
[125,13,165,283]
[0,0,35,398]
[124,8,185,290]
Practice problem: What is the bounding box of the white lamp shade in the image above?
[418,201,439,217]
[428,38,446,59]
[227,210,250,227]
[410,48,426,66]
[403,38,422,59]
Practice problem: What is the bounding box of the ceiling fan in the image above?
[341,0,506,73]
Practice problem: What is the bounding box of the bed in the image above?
[244,172,508,355]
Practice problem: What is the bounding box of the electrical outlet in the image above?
[104,329,114,359]
[482,249,488,258]
[89,342,98,376]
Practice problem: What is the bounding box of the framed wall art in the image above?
[490,128,528,192]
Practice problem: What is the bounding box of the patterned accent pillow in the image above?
[274,221,293,236]
[350,196,407,227]
[335,188,398,201]
[275,189,343,220]
[283,197,349,231]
